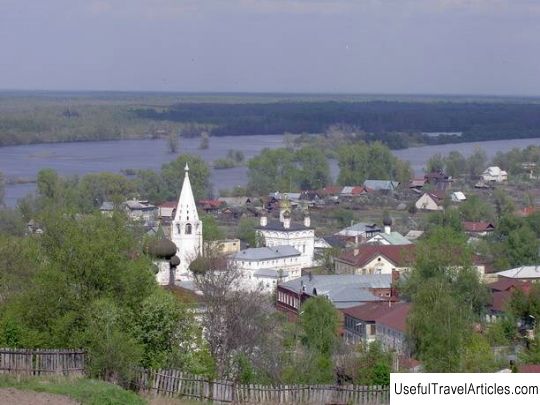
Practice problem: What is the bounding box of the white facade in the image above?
[415,193,442,211]
[231,246,307,293]
[482,166,508,183]
[257,215,315,268]
[171,164,203,279]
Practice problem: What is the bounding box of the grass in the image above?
[0,375,146,405]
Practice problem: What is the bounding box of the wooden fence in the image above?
[135,369,390,404]
[0,348,85,376]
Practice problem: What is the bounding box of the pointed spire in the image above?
[174,162,199,222]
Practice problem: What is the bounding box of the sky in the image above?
[0,0,539,95]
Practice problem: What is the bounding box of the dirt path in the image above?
[0,388,79,405]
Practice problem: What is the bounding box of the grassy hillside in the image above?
[0,376,145,405]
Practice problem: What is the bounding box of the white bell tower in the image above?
[171,163,203,278]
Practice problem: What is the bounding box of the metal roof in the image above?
[280,274,391,308]
[497,266,540,279]
[233,245,301,261]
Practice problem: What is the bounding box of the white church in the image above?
[230,196,315,292]
[156,164,203,285]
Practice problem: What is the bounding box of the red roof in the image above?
[490,291,512,313]
[489,278,531,293]
[463,221,495,233]
[338,244,416,268]
[409,179,426,187]
[158,201,177,208]
[376,303,411,332]
[349,186,367,195]
[518,364,540,373]
[198,200,224,209]
[320,186,342,195]
[342,301,399,322]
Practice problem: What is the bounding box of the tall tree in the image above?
[161,154,211,201]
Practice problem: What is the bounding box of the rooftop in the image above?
[337,222,382,236]
[337,244,416,268]
[376,302,411,332]
[342,301,403,322]
[233,245,301,261]
[497,266,540,280]
[463,221,495,233]
[363,180,399,191]
[279,274,392,309]
[367,232,413,246]
[257,219,312,231]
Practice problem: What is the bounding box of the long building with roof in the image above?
[276,273,398,320]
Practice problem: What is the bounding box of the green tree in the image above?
[247,148,297,194]
[295,146,330,190]
[426,153,445,173]
[78,172,136,210]
[493,188,515,218]
[300,296,339,356]
[467,146,487,178]
[337,143,369,185]
[404,227,490,372]
[445,151,467,177]
[167,133,179,153]
[506,226,539,267]
[36,168,62,201]
[459,194,493,222]
[201,215,224,242]
[237,218,258,247]
[161,154,211,201]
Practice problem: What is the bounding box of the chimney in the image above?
[284,217,291,229]
[384,225,391,235]
[304,215,311,228]
[260,214,267,227]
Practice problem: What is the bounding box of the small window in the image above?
[185,223,192,234]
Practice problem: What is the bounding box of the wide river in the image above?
[2,135,540,207]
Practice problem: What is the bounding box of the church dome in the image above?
[169,255,181,267]
[383,215,392,227]
[145,238,177,259]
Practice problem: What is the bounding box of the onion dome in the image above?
[145,238,177,260]
[169,255,180,267]
[383,214,393,227]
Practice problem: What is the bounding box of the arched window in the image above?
[185,223,192,234]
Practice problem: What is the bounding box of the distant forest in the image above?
[135,101,540,148]
[2,92,540,148]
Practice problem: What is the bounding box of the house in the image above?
[487,279,531,322]
[276,273,395,320]
[218,197,252,207]
[198,199,224,213]
[376,302,411,354]
[363,180,399,192]
[496,266,540,282]
[340,186,367,198]
[158,201,177,224]
[462,221,495,236]
[123,199,158,224]
[231,245,305,293]
[415,192,443,211]
[365,217,412,246]
[207,238,241,255]
[342,301,405,345]
[99,201,115,216]
[337,223,382,239]
[257,206,315,268]
[451,191,466,202]
[481,166,508,183]
[409,178,426,190]
[335,244,415,275]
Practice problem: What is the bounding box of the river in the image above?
[2,135,540,207]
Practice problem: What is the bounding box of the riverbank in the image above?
[3,134,540,207]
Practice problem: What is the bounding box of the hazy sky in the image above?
[0,0,539,95]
